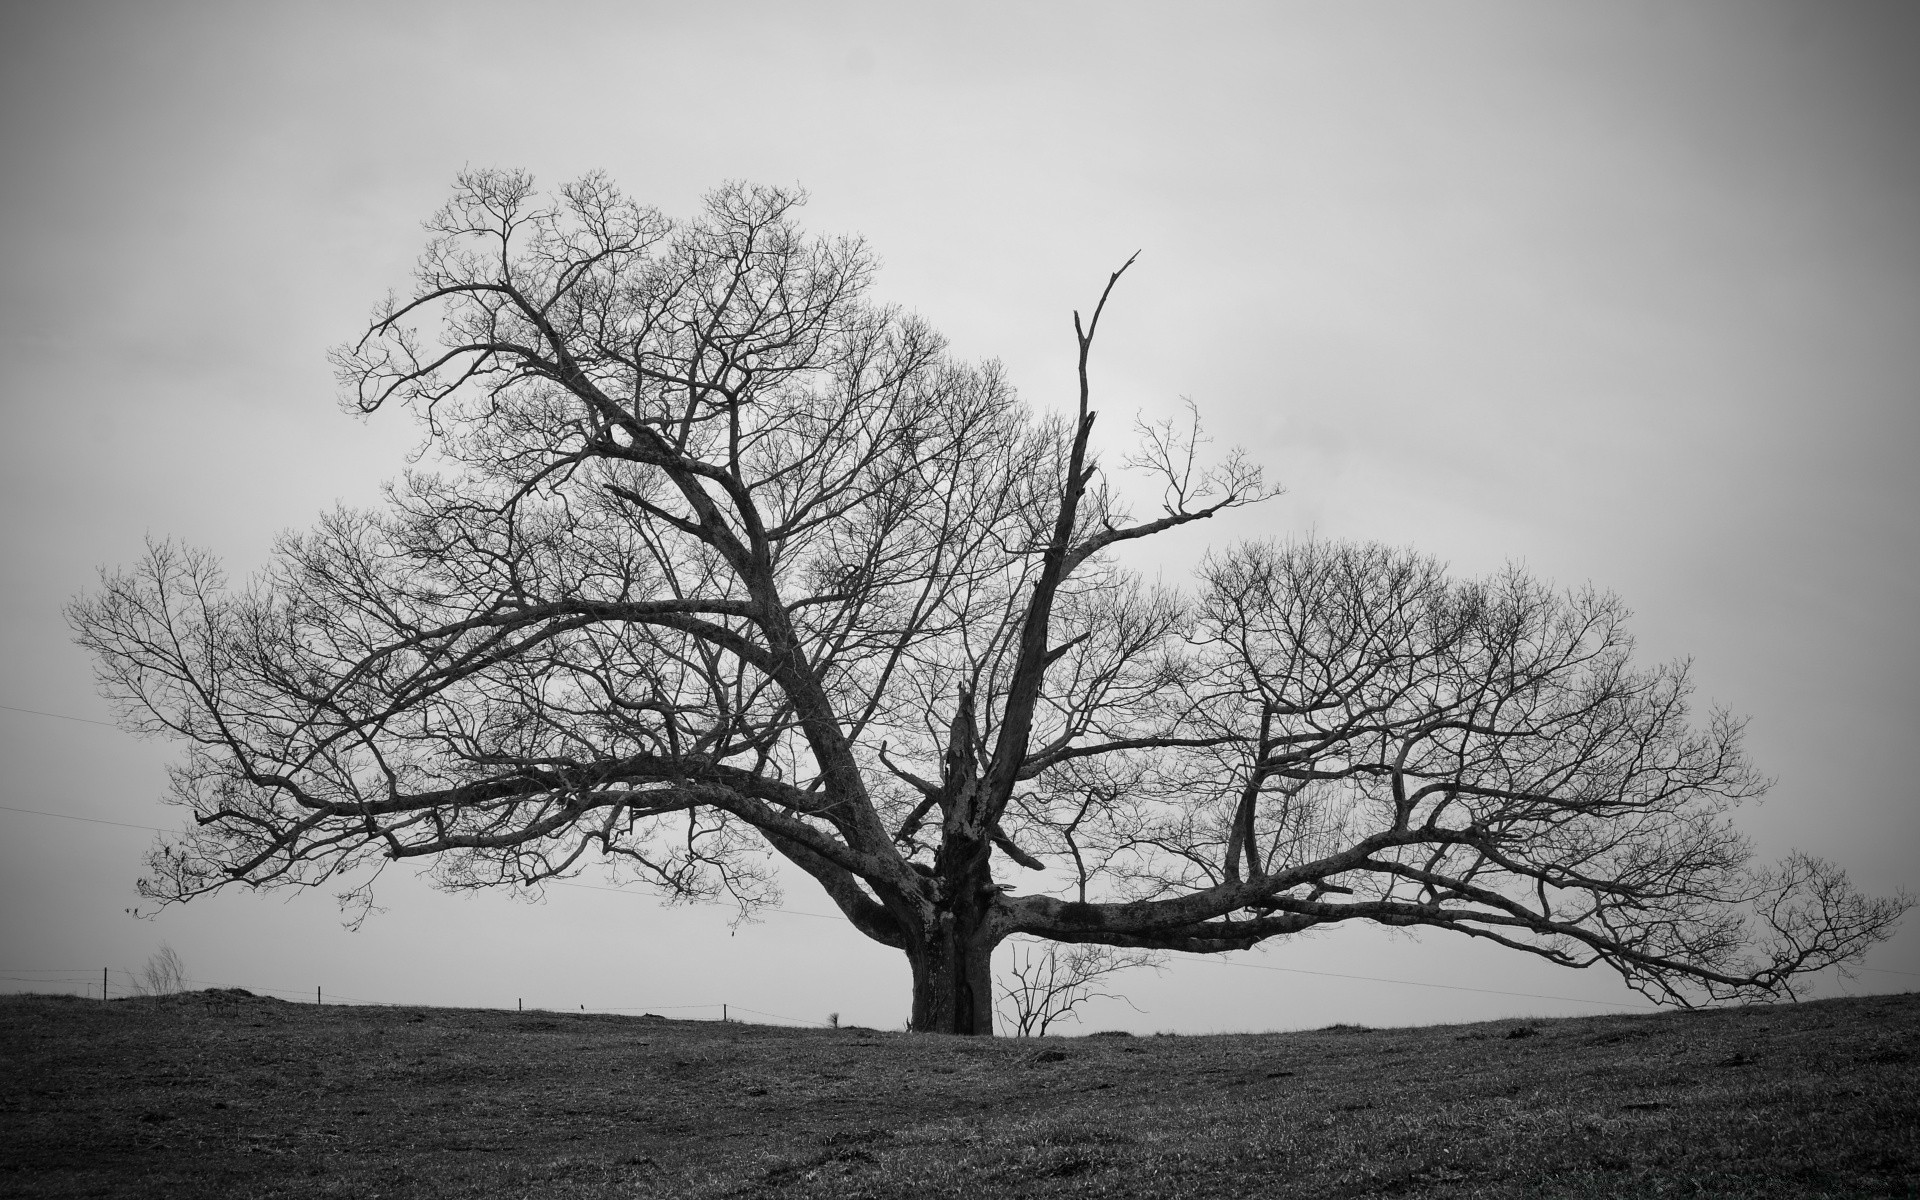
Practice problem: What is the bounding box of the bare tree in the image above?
[70,171,1907,1034]
[997,939,1160,1036]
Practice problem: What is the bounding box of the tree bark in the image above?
[906,911,998,1035]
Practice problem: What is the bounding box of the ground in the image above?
[1,988,1915,1198]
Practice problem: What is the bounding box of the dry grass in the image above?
[2,988,1914,1198]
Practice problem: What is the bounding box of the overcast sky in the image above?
[3,1,1915,1032]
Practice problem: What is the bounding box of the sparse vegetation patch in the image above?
[1,989,1914,1197]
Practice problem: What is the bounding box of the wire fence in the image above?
[0,967,832,1027]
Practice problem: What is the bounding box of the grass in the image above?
[1,988,1915,1198]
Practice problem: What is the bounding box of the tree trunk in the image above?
[907,913,998,1034]
[911,746,1001,1034]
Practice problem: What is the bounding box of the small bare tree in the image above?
[997,939,1161,1036]
[133,944,187,997]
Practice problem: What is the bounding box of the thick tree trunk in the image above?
[907,913,998,1034]
[910,716,1002,1035]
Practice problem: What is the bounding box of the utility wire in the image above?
[7,817,1910,991]
[1206,960,1920,998]
[0,804,170,833]
[727,1004,826,1026]
[7,700,1914,1001]
[1201,955,1659,1010]
[0,968,107,974]
[549,879,841,921]
[0,702,120,728]
[0,806,849,922]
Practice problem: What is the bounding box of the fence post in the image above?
[317,986,322,1006]
[722,1004,727,1023]
[102,967,107,1003]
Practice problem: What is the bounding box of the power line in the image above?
[0,702,120,728]
[21,812,1904,991]
[1202,955,1660,1010]
[0,808,848,922]
[548,879,841,921]
[0,803,169,833]
[728,1004,826,1026]
[4,705,1911,1005]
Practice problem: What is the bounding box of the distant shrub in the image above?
[133,945,187,997]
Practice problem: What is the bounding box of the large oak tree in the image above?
[72,172,1907,1033]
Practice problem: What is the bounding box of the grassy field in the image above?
[1,988,1914,1198]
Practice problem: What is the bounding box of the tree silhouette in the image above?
[998,940,1160,1037]
[71,171,1908,1033]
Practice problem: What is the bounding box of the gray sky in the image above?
[3,1,1915,1031]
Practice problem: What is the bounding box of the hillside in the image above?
[2,988,1915,1198]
